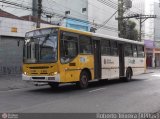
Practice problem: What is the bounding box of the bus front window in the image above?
[23,28,58,63]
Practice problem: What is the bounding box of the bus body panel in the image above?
[59,55,94,83]
[101,56,119,79]
[125,57,145,76]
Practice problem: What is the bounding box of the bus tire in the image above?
[125,68,132,82]
[48,82,59,89]
[77,71,89,89]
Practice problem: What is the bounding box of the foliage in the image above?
[121,20,139,40]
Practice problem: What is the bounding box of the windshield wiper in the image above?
[41,34,50,46]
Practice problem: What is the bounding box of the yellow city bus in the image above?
[22,26,145,89]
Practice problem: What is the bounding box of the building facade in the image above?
[144,1,160,68]
[42,0,118,36]
[88,0,118,36]
[0,10,51,75]
[1,0,118,36]
[130,0,160,68]
[42,0,90,32]
[153,2,160,67]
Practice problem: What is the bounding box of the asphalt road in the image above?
[1,70,160,113]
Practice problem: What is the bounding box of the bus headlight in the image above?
[49,72,58,76]
[54,72,58,75]
[24,72,27,75]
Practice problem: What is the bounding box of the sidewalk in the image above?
[0,75,33,91]
[0,68,159,91]
[145,67,160,74]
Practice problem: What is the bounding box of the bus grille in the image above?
[32,77,45,80]
[29,66,49,69]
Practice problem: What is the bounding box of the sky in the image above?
[145,0,159,13]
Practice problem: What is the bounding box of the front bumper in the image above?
[22,74,60,82]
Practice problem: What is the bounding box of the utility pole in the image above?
[32,0,38,17]
[137,15,156,41]
[117,14,156,41]
[118,0,124,38]
[32,0,42,28]
[36,0,42,28]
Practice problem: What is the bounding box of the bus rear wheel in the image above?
[77,71,89,89]
[48,82,59,89]
[125,68,132,82]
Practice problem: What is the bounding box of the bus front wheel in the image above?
[77,71,89,89]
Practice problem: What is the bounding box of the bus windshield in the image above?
[23,28,58,63]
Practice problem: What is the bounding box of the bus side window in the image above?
[110,41,118,56]
[101,39,111,55]
[133,45,138,57]
[79,35,92,54]
[60,32,78,63]
[137,45,144,57]
[125,44,133,57]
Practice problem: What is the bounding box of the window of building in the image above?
[79,35,92,54]
[82,8,87,13]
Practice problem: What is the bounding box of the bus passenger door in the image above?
[93,40,101,79]
[119,44,125,77]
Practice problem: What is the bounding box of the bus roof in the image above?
[93,33,144,45]
[59,26,144,45]
[27,26,144,45]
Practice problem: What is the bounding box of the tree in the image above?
[122,20,138,40]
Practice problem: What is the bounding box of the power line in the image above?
[1,0,119,30]
[97,0,117,10]
[96,10,118,29]
[1,0,159,41]
[0,0,118,32]
[46,0,117,27]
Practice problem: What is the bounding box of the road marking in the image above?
[151,74,160,77]
[89,88,106,93]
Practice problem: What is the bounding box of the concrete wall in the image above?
[0,17,52,37]
[0,36,24,75]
